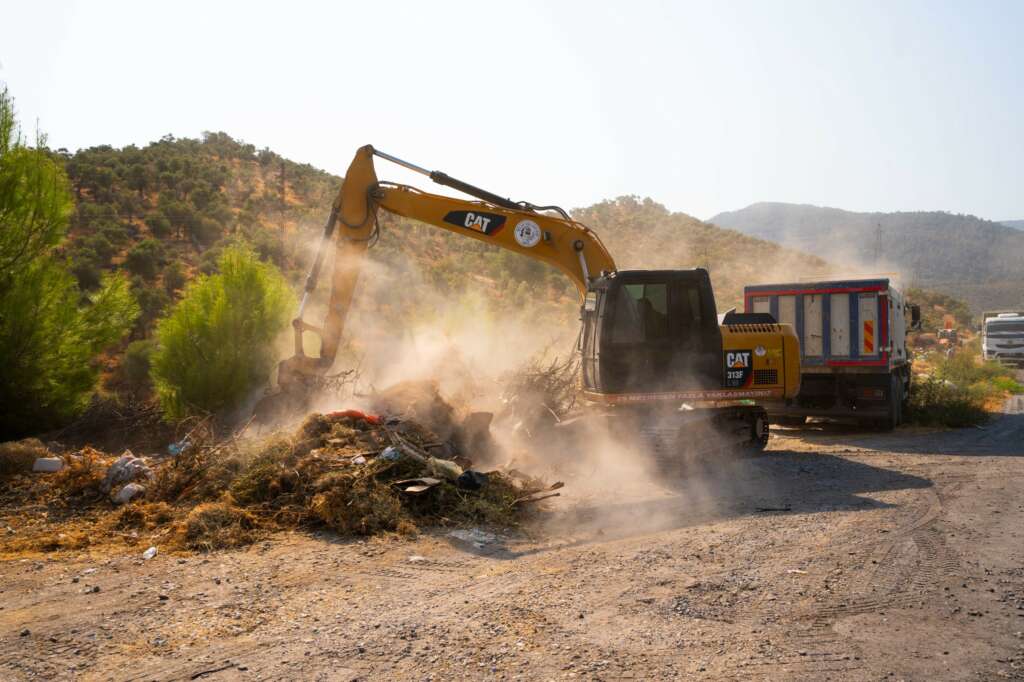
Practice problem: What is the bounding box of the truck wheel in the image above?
[878,375,903,431]
[894,376,904,426]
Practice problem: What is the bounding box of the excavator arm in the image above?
[277,145,616,391]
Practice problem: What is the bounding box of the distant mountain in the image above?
[573,197,829,311]
[708,202,1024,312]
[1001,220,1024,230]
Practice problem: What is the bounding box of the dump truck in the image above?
[743,278,920,429]
[982,310,1024,366]
[258,145,802,455]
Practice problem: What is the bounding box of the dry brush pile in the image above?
[0,383,558,556]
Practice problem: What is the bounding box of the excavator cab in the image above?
[581,269,724,395]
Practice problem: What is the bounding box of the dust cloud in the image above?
[258,230,779,541]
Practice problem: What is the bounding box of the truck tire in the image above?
[878,374,902,431]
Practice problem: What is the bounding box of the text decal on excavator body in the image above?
[724,350,753,388]
[443,210,506,236]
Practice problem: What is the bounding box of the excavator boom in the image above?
[278,144,614,391]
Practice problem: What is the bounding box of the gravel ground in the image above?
[2,389,1023,681]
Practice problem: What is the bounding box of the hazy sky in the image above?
[3,0,1021,220]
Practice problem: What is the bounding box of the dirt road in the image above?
[3,392,1023,681]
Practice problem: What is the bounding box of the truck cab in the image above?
[982,312,1024,366]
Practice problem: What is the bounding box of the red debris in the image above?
[326,409,382,425]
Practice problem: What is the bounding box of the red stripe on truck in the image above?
[743,284,886,311]
[879,294,889,350]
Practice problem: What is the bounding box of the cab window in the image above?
[610,283,669,343]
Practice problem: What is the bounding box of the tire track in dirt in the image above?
[725,468,968,680]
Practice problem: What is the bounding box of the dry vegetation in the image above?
[0,385,557,558]
[907,341,1022,426]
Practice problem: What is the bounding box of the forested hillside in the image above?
[710,202,1024,313]
[60,135,832,342]
[1001,220,1024,230]
[58,133,338,337]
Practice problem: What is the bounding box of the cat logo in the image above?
[442,210,506,236]
[723,349,754,388]
[465,212,492,231]
[726,351,751,368]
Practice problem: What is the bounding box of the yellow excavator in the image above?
[269,145,800,452]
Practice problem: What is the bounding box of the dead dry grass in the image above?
[0,399,550,557]
[182,501,259,551]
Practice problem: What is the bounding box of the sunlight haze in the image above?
[3,0,1021,220]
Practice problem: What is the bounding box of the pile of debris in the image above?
[0,390,561,555]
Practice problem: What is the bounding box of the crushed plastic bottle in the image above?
[167,439,190,457]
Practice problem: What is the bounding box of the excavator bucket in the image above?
[254,146,379,424]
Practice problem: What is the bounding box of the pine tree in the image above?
[0,87,139,437]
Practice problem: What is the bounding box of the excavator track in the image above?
[554,404,770,480]
[634,405,769,477]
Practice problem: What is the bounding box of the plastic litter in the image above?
[455,470,488,491]
[379,446,403,462]
[326,409,381,426]
[167,439,190,456]
[142,546,158,560]
[114,482,146,505]
[393,477,442,494]
[448,528,498,548]
[101,451,153,493]
[32,457,64,473]
[426,456,463,481]
[351,455,367,465]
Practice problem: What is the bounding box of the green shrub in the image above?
[163,260,186,294]
[125,238,166,279]
[79,233,116,265]
[906,349,1022,428]
[145,211,172,238]
[123,339,156,391]
[933,352,1021,402]
[193,215,224,246]
[249,227,285,267]
[992,375,1024,394]
[906,376,989,427]
[151,245,292,420]
[99,221,130,245]
[132,277,171,332]
[70,255,102,290]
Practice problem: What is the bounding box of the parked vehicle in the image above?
[743,278,920,429]
[982,311,1024,367]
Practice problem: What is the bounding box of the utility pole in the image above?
[874,221,882,267]
[279,160,287,259]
